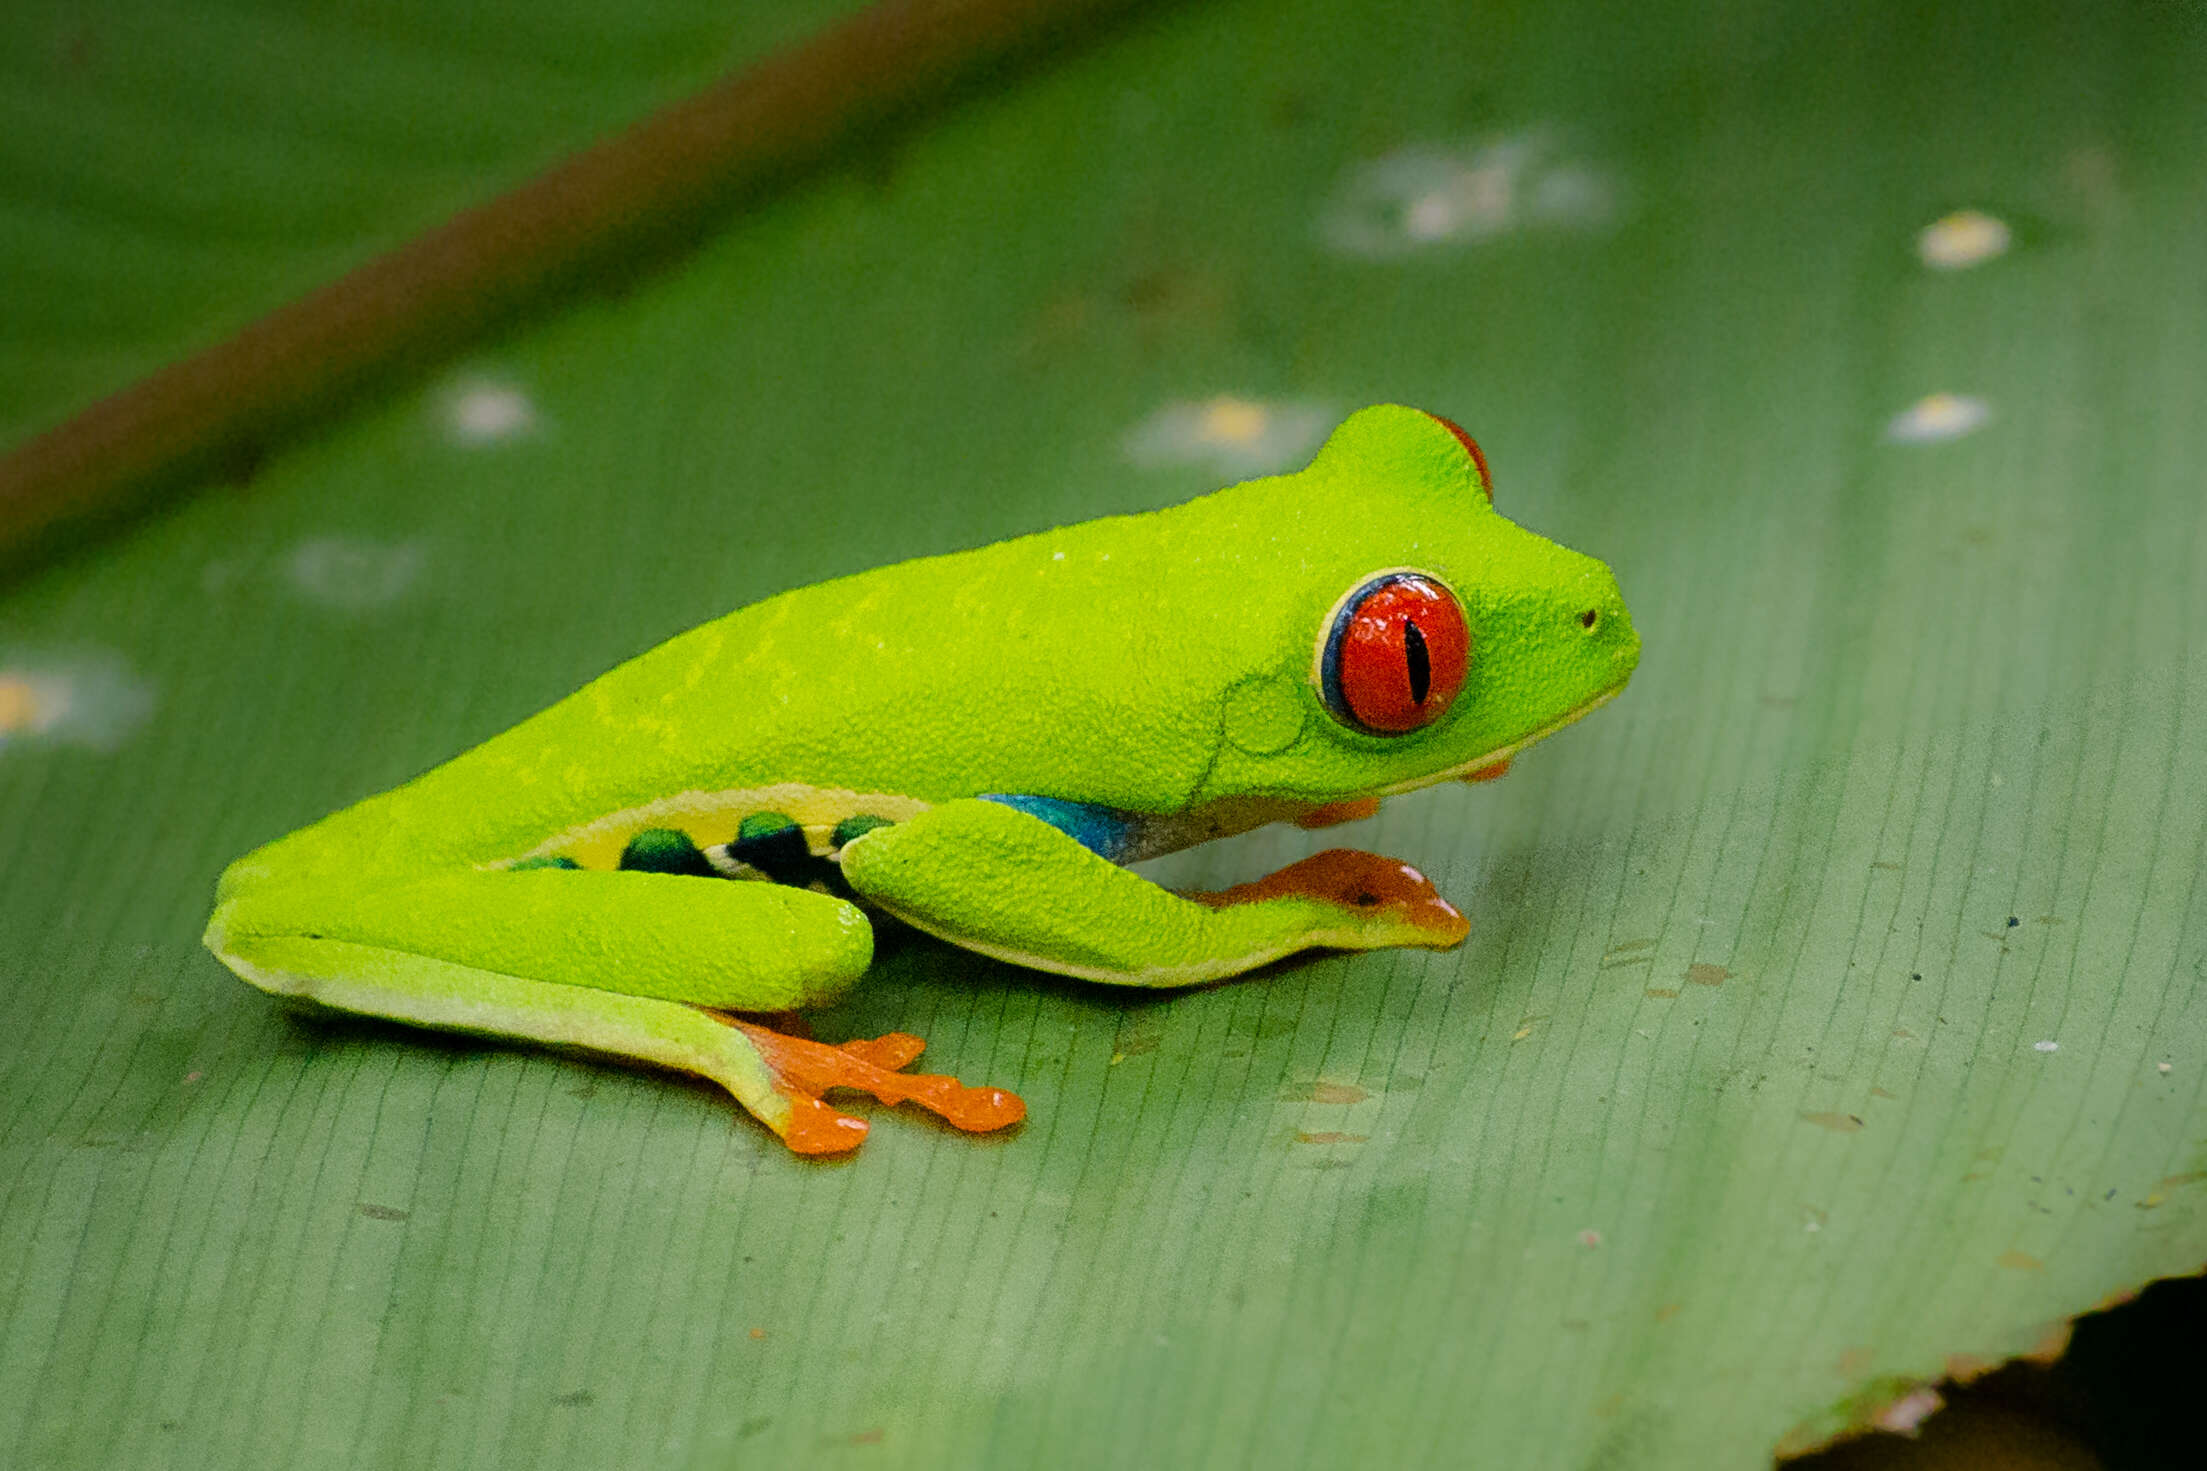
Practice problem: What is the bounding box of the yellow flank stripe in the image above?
[499,783,932,870]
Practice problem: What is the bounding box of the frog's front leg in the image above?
[839,798,1468,987]
[204,869,1022,1153]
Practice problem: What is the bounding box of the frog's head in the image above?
[1185,404,1640,811]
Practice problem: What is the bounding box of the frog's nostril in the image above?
[1579,607,1600,632]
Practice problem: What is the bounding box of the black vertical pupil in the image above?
[1403,619,1431,704]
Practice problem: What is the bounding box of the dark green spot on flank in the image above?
[731,814,817,884]
[511,855,581,871]
[619,828,716,877]
[833,814,896,848]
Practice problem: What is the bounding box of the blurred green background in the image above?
[3,0,2203,1467]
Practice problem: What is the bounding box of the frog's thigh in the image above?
[209,871,874,1143]
[213,932,802,1133]
[212,868,873,1012]
[841,798,1378,988]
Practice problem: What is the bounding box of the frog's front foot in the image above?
[1183,848,1470,951]
[710,1015,1025,1155]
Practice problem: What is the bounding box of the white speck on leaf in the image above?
[2034,1040,2059,1053]
[1874,1385,1945,1435]
[1918,209,2011,270]
[442,375,539,444]
[1123,396,1332,477]
[1317,130,1621,258]
[1886,393,1991,444]
[285,536,427,612]
[0,649,156,753]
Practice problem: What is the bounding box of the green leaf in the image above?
[3,0,2203,1467]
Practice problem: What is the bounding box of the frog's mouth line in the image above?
[1377,678,1630,800]
[1143,677,1634,862]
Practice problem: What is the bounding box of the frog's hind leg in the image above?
[206,869,1021,1153]
[214,934,791,1135]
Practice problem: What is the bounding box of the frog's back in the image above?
[221,506,1234,895]
[219,406,1512,899]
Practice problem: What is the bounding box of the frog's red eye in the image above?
[1427,412,1493,501]
[1319,573,1470,734]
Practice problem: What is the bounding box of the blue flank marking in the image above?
[980,794,1143,863]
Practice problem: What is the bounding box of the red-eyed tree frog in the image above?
[205,406,1639,1154]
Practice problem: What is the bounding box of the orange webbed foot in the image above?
[722,1019,1026,1155]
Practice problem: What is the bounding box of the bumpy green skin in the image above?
[205,406,1640,1146]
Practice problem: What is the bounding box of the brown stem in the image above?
[0,0,1160,571]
